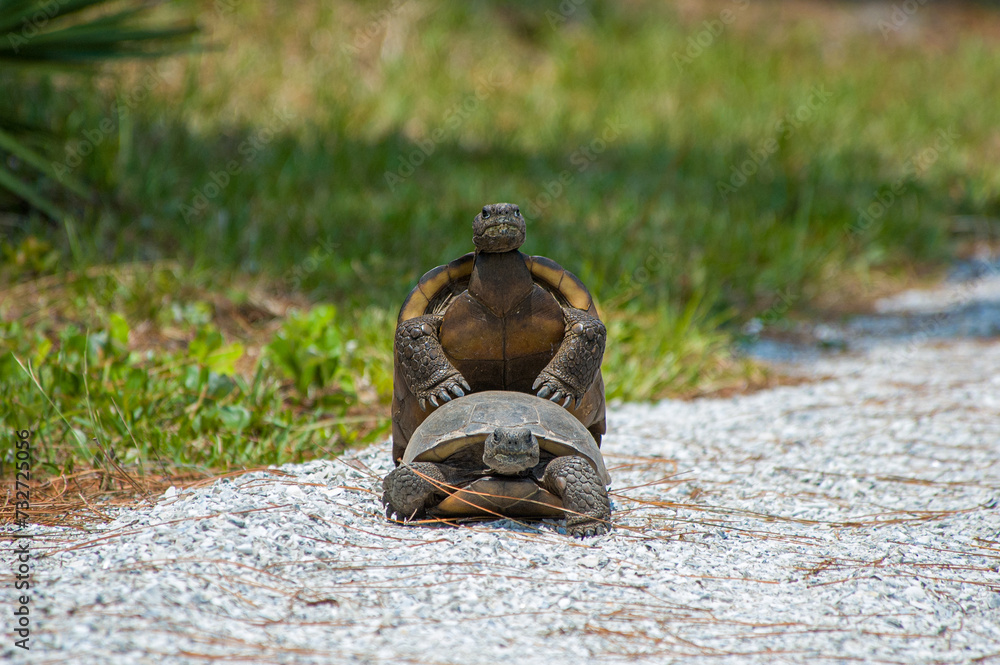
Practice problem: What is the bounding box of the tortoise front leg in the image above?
[382,462,452,521]
[543,455,612,537]
[533,307,606,408]
[396,314,472,410]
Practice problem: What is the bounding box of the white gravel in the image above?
[5,268,1000,665]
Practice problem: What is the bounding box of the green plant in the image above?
[604,293,737,401]
[1,234,60,276]
[0,303,383,476]
[266,305,357,403]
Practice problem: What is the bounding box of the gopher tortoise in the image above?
[382,391,612,537]
[391,202,607,464]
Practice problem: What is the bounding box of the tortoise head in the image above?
[482,426,540,475]
[472,203,526,253]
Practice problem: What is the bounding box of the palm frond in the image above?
[0,0,198,222]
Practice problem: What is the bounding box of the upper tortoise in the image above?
[391,203,607,463]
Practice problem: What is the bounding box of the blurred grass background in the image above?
[2,0,999,479]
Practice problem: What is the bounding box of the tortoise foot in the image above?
[532,307,606,410]
[533,372,581,409]
[395,315,472,412]
[565,517,611,538]
[418,375,471,411]
[543,455,612,538]
[382,462,448,521]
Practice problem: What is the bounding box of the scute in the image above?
[398,253,475,323]
[526,254,594,312]
[469,399,540,428]
[411,401,475,439]
[416,264,452,300]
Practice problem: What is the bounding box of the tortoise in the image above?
[382,390,612,537]
[391,202,607,464]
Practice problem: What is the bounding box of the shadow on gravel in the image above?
[747,260,1000,362]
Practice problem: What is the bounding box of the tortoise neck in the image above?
[469,250,533,316]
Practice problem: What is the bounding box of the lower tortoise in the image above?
[382,390,612,537]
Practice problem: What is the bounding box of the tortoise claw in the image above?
[534,373,583,409]
[421,377,465,411]
[566,521,609,538]
[459,378,471,392]
[382,496,395,520]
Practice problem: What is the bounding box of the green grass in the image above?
[2,0,999,476]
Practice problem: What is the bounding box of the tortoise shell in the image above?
[403,390,611,485]
[391,252,607,462]
[402,391,610,518]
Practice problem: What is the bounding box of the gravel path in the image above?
[5,267,1000,665]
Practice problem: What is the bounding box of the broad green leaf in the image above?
[204,342,243,376]
[32,337,52,366]
[108,312,129,351]
[217,405,250,432]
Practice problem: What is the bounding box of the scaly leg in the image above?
[543,455,612,537]
[395,314,471,410]
[533,307,606,408]
[382,462,452,521]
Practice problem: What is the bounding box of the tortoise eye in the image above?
[482,207,490,219]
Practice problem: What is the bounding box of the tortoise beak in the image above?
[473,215,526,253]
[481,222,520,239]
